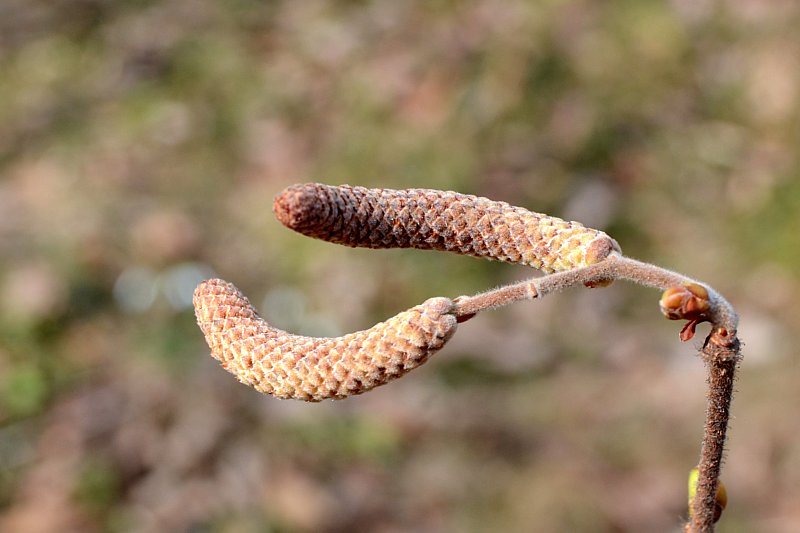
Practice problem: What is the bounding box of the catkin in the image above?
[194,279,457,401]
[274,183,621,273]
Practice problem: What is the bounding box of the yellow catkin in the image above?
[193,279,457,401]
[274,183,621,274]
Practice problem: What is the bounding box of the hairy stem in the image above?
[453,253,740,532]
[690,331,740,532]
[455,254,737,330]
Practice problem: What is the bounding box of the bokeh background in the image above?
[1,1,799,532]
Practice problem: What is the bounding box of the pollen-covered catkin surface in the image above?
[193,279,458,401]
[274,183,621,273]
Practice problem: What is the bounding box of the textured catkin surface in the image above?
[274,183,621,273]
[194,279,458,401]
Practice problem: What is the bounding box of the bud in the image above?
[660,283,711,321]
[688,467,727,523]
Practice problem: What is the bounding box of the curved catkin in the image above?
[274,183,621,273]
[193,279,458,401]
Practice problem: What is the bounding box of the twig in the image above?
[452,254,740,532]
[195,184,742,531]
[691,330,739,532]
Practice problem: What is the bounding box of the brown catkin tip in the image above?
[273,183,621,273]
[193,279,457,401]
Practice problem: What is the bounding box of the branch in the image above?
[453,253,740,532]
[453,254,737,330]
[196,184,742,532]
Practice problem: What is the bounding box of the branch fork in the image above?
[193,183,741,532]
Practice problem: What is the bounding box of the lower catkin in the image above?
[194,279,458,401]
[273,183,621,273]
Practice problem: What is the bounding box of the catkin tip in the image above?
[193,278,261,336]
[273,183,326,231]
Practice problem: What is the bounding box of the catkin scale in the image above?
[194,279,457,401]
[274,183,621,273]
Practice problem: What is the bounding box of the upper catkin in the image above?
[274,183,621,273]
[194,279,457,401]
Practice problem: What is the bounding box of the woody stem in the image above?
[452,254,740,532]
[689,330,740,532]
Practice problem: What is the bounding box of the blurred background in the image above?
[1,1,798,532]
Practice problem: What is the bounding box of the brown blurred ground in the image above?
[0,1,799,532]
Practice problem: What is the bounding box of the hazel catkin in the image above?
[274,183,621,274]
[193,278,457,401]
